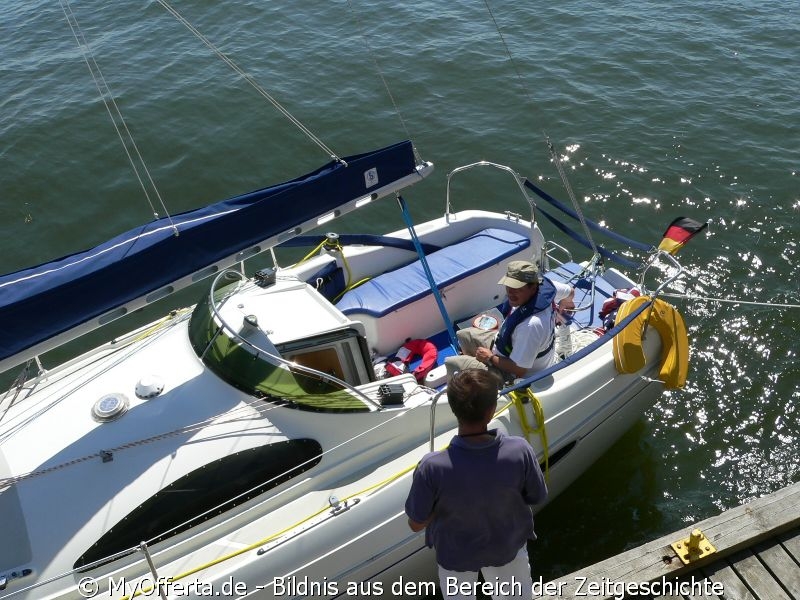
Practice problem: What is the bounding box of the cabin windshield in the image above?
[187,279,376,412]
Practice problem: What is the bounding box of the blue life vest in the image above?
[495,278,557,357]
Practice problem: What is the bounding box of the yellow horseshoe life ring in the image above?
[612,296,689,389]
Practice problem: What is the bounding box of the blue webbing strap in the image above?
[396,195,460,353]
[524,180,654,252]
[537,205,644,270]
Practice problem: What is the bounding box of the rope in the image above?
[154,0,344,165]
[295,239,329,265]
[119,502,336,599]
[122,399,440,599]
[12,403,421,600]
[660,291,800,310]
[508,389,550,482]
[284,236,362,303]
[13,389,529,597]
[59,0,177,232]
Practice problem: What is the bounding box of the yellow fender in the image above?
[612,295,689,389]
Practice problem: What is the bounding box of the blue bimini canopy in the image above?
[0,140,429,372]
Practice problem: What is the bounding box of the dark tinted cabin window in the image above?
[75,438,322,569]
[542,440,577,471]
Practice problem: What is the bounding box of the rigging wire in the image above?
[484,1,795,302]
[546,137,601,257]
[482,0,538,113]
[59,0,177,233]
[154,0,345,165]
[344,0,418,160]
[661,291,800,310]
[483,1,602,260]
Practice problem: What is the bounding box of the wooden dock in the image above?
[534,481,800,599]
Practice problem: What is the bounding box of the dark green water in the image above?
[2,0,798,586]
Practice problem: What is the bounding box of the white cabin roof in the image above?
[216,278,365,345]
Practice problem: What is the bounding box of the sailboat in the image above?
[0,5,699,600]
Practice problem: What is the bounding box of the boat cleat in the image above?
[329,495,360,515]
[670,528,716,564]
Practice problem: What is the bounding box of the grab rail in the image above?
[639,250,684,298]
[428,389,447,452]
[637,250,685,339]
[446,161,536,221]
[542,239,573,270]
[139,541,168,600]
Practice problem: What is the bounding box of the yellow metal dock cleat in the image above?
[670,528,717,564]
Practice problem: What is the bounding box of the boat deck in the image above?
[533,481,800,599]
[397,260,625,386]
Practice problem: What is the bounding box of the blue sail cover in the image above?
[0,140,420,369]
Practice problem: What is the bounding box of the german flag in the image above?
[658,217,708,255]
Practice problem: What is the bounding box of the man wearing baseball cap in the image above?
[446,260,574,384]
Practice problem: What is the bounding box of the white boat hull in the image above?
[0,206,679,600]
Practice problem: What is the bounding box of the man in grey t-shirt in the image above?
[405,369,548,599]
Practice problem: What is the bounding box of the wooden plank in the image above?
[752,538,800,598]
[779,528,800,564]
[649,576,685,600]
[701,561,755,600]
[729,548,791,600]
[680,573,724,600]
[633,574,724,600]
[534,482,800,599]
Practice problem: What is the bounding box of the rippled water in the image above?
[1,0,798,584]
